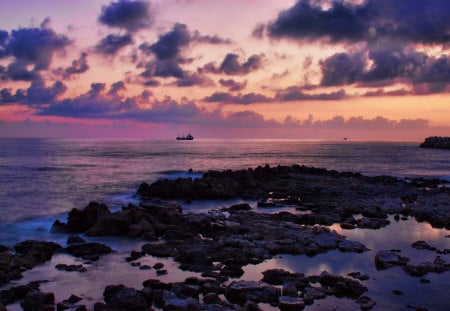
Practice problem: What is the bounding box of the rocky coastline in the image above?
[420,136,450,150]
[1,164,450,310]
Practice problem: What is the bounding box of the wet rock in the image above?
[392,289,403,295]
[86,214,131,236]
[67,201,111,232]
[163,297,201,311]
[420,278,431,283]
[261,269,308,289]
[347,272,370,281]
[64,242,112,261]
[224,281,280,306]
[357,295,376,310]
[55,263,87,272]
[282,282,298,297]
[15,240,62,262]
[420,136,450,150]
[0,281,40,306]
[308,271,367,298]
[279,296,305,311]
[403,256,450,277]
[228,203,252,211]
[302,287,326,304]
[356,217,390,229]
[153,262,164,269]
[375,250,409,270]
[338,240,369,253]
[67,236,86,245]
[411,240,436,251]
[103,284,148,310]
[21,289,55,311]
[203,293,221,304]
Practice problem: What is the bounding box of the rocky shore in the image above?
[1,164,449,310]
[420,136,450,150]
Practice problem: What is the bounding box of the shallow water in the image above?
[1,138,450,310]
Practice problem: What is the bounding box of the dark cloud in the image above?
[219,78,247,91]
[266,0,450,45]
[64,52,89,78]
[99,0,153,32]
[320,52,365,86]
[0,81,66,105]
[6,61,40,81]
[5,26,70,70]
[108,81,126,95]
[146,23,191,60]
[192,31,232,44]
[201,53,264,76]
[143,79,160,86]
[204,92,271,104]
[276,86,346,101]
[0,88,25,104]
[96,33,133,54]
[141,60,185,78]
[0,30,8,58]
[172,73,214,87]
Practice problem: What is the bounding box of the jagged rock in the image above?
[375,250,409,270]
[411,241,436,251]
[64,242,112,261]
[308,271,367,298]
[420,136,450,150]
[228,203,252,211]
[224,281,280,306]
[403,256,450,277]
[67,201,111,232]
[20,289,55,311]
[357,295,376,310]
[278,296,305,311]
[281,282,298,297]
[67,236,86,245]
[55,263,87,272]
[103,285,148,310]
[163,297,201,311]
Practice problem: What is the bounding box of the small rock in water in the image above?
[357,296,376,310]
[392,289,403,295]
[153,262,164,269]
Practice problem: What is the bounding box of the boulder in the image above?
[67,202,111,232]
[163,297,201,311]
[20,289,54,311]
[64,242,112,261]
[103,285,148,311]
[224,281,280,306]
[375,250,409,270]
[278,296,305,311]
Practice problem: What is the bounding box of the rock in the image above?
[203,293,221,304]
[224,281,280,306]
[356,295,376,310]
[163,297,201,311]
[228,203,252,211]
[281,282,298,297]
[261,269,308,289]
[356,217,390,229]
[86,214,131,236]
[420,136,450,150]
[375,250,409,270]
[153,262,164,269]
[338,240,369,253]
[411,240,436,251]
[55,263,87,272]
[67,236,86,245]
[392,289,403,295]
[309,272,367,298]
[0,281,40,306]
[420,278,431,283]
[15,240,62,262]
[278,296,305,311]
[64,242,112,261]
[403,256,450,277]
[67,201,111,232]
[103,284,148,310]
[20,289,55,311]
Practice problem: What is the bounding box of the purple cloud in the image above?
[218,78,247,92]
[64,53,89,78]
[96,33,133,54]
[99,0,153,32]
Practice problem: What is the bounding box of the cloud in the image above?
[96,33,133,54]
[108,81,126,95]
[172,72,214,87]
[63,52,89,78]
[275,86,347,101]
[0,29,8,58]
[266,0,450,45]
[218,78,247,92]
[142,23,191,60]
[201,53,265,76]
[6,61,40,81]
[99,0,153,32]
[320,52,365,86]
[5,25,70,70]
[192,31,232,45]
[141,60,185,78]
[0,80,67,106]
[203,92,271,104]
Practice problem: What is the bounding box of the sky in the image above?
[0,0,449,139]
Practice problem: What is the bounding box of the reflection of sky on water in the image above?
[242,216,450,310]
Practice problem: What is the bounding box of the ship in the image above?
[176,133,194,140]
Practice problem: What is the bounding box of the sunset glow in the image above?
[1,0,449,139]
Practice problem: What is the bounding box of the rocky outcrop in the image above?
[375,250,409,270]
[420,136,450,150]
[0,241,62,286]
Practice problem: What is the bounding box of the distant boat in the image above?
[176,133,194,140]
[342,137,348,141]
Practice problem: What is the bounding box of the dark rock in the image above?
[338,240,369,253]
[375,250,409,270]
[403,256,450,277]
[411,240,436,251]
[420,278,431,283]
[163,297,201,311]
[278,296,305,311]
[21,289,55,311]
[224,281,280,306]
[262,269,308,289]
[281,282,298,297]
[67,201,111,232]
[67,294,82,304]
[347,272,370,281]
[64,242,112,261]
[420,136,450,150]
[86,214,131,236]
[153,262,164,269]
[0,281,41,306]
[203,293,221,304]
[157,269,168,276]
[308,271,367,298]
[229,203,252,211]
[392,289,403,295]
[103,284,148,310]
[67,236,86,245]
[55,263,87,272]
[75,306,87,311]
[139,265,151,270]
[356,295,376,310]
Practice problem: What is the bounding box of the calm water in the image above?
[1,138,449,310]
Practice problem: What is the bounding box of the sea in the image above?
[1,138,450,310]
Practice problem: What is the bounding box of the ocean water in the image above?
[1,138,450,310]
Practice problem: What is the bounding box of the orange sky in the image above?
[0,0,449,139]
